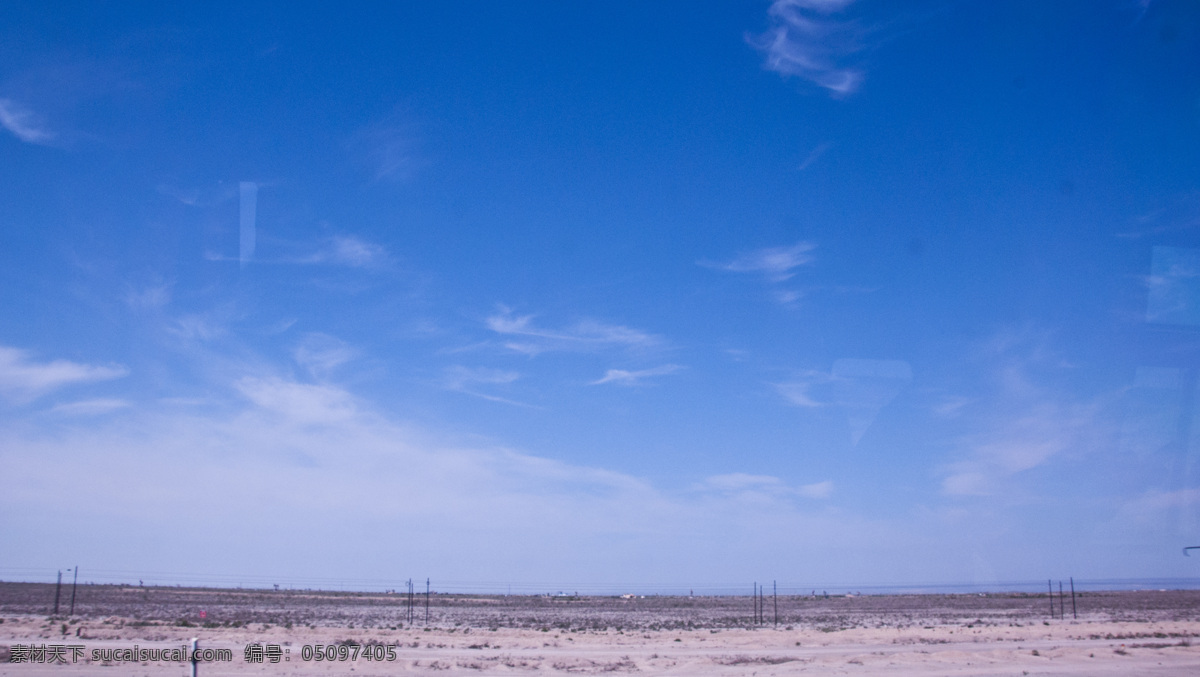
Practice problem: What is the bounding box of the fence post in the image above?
[1070,578,1077,619]
[189,638,198,677]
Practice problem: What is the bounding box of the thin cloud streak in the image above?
[441,365,539,408]
[701,473,834,500]
[205,235,388,269]
[0,346,127,403]
[0,98,55,145]
[485,308,661,355]
[293,236,387,267]
[798,141,833,170]
[590,364,683,386]
[702,242,816,282]
[49,398,132,416]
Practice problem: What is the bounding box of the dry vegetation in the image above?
[3,582,1199,631]
[3,583,1200,675]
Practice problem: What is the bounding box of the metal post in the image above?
[1048,579,1054,619]
[54,571,62,615]
[773,580,778,627]
[1059,581,1064,619]
[189,638,198,677]
[425,578,430,625]
[759,584,764,625]
[1070,578,1077,619]
[69,567,78,616]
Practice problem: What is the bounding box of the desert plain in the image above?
[2,582,1199,675]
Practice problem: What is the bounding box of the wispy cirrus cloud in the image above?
[940,402,1099,497]
[776,358,913,445]
[205,235,387,269]
[0,346,127,403]
[296,236,387,267]
[49,398,132,416]
[939,328,1106,497]
[590,364,683,386]
[485,307,661,356]
[797,141,833,171]
[700,473,834,500]
[701,242,816,283]
[293,333,357,379]
[124,282,173,310]
[349,109,422,182]
[441,365,535,408]
[748,0,868,97]
[0,98,55,145]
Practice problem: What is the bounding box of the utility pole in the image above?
[69,567,78,616]
[773,580,778,627]
[1059,581,1064,619]
[1048,579,1054,619]
[53,571,62,615]
[425,578,430,625]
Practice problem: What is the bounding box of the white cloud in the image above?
[206,235,388,269]
[775,373,829,408]
[349,112,421,182]
[49,398,131,416]
[293,334,357,378]
[704,472,784,491]
[171,313,229,341]
[1116,488,1200,525]
[940,388,1099,494]
[0,377,893,585]
[156,182,240,208]
[701,473,833,501]
[590,364,683,386]
[938,336,1102,497]
[798,479,834,499]
[749,0,867,97]
[0,346,127,403]
[705,242,816,282]
[441,365,533,407]
[485,308,661,355]
[931,396,971,418]
[443,365,521,390]
[125,283,172,310]
[0,98,55,145]
[294,236,387,268]
[774,289,804,305]
[234,377,358,426]
[776,359,912,444]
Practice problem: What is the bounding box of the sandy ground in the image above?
[4,615,1200,676]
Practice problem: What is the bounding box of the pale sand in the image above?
[3,615,1199,675]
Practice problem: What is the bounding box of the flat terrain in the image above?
[2,583,1199,675]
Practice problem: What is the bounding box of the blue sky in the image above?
[2,0,1200,591]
